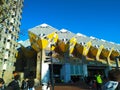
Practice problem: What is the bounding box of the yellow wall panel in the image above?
[69,37,77,54]
[83,41,92,56]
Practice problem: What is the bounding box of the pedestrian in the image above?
[28,79,35,90]
[0,78,5,90]
[102,69,120,90]
[21,78,29,90]
[6,74,20,90]
[95,72,103,90]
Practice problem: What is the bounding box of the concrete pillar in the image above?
[36,49,46,85]
[36,51,41,80]
[41,63,50,90]
[39,50,50,90]
[36,49,50,90]
[41,63,50,84]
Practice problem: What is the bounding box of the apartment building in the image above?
[0,0,24,83]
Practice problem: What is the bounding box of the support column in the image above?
[36,49,48,86]
[41,63,50,84]
[36,49,50,89]
[36,51,41,80]
[41,50,50,90]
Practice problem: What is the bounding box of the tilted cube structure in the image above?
[17,23,120,84]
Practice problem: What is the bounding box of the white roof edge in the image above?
[40,23,49,27]
[109,41,115,44]
[101,39,106,42]
[90,36,96,39]
[60,28,68,33]
[76,33,86,37]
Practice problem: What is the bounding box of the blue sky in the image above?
[20,0,120,44]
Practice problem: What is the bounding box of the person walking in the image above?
[0,78,5,90]
[7,75,20,90]
[27,79,35,90]
[102,69,120,90]
[21,78,29,90]
[95,72,103,90]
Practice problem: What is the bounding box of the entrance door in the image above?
[88,66,106,79]
[49,64,62,83]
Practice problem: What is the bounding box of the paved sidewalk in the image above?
[35,81,91,90]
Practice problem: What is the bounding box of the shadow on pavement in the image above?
[35,81,92,90]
